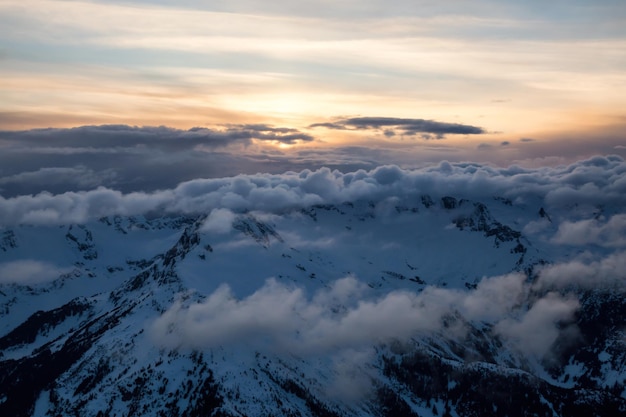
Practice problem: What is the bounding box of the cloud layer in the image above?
[1,155,624,227]
[2,121,625,198]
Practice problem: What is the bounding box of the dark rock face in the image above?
[163,227,201,266]
[441,196,459,210]
[0,299,91,352]
[233,214,283,247]
[0,303,132,417]
[382,349,626,417]
[66,225,98,260]
[539,207,552,222]
[421,195,435,208]
[453,203,521,244]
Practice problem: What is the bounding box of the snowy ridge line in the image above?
[0,155,624,226]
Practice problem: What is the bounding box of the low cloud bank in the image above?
[150,272,580,360]
[1,155,624,227]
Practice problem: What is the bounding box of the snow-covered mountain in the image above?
[1,157,625,417]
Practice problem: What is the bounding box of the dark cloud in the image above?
[501,141,510,146]
[307,122,348,130]
[519,137,536,142]
[0,166,116,194]
[0,124,314,150]
[310,116,485,138]
[0,124,315,197]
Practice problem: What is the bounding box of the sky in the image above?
[1,0,626,195]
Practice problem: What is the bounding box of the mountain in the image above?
[1,161,625,417]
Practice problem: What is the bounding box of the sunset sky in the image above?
[1,0,625,194]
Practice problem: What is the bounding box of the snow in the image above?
[598,350,611,362]
[1,311,89,360]
[32,390,50,417]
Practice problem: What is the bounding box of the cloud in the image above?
[0,124,314,150]
[199,208,237,234]
[535,251,626,292]
[150,272,579,361]
[459,272,528,321]
[0,124,318,196]
[2,120,625,198]
[310,116,485,138]
[149,276,446,353]
[0,260,73,285]
[325,348,376,402]
[1,155,625,227]
[0,166,116,195]
[551,214,626,248]
[495,293,579,358]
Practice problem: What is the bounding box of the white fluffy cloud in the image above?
[1,155,625,227]
[199,208,237,234]
[535,251,626,292]
[551,214,626,248]
[459,272,528,321]
[150,272,576,359]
